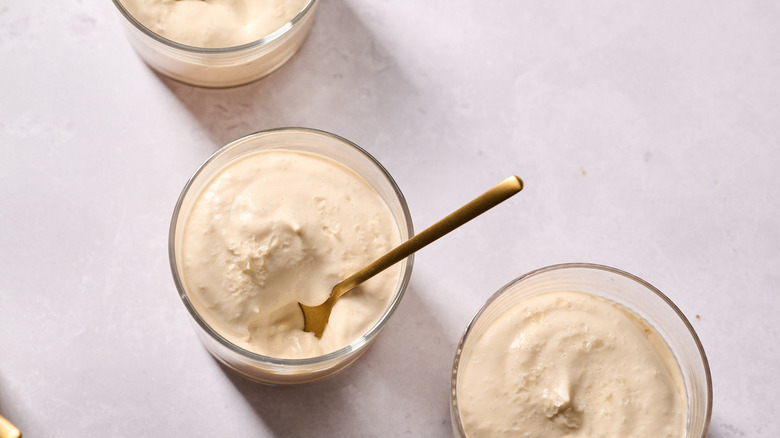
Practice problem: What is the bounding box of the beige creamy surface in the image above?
[458,290,686,438]
[180,149,401,359]
[119,0,308,48]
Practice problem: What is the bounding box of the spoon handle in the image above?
[332,175,524,299]
[0,414,21,438]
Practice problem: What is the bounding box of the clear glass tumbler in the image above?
[451,263,712,437]
[112,0,319,87]
[169,128,414,384]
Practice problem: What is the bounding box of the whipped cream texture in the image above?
[180,149,402,359]
[120,0,309,48]
[458,290,687,437]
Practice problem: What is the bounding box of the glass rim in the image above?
[168,127,415,367]
[450,262,712,437]
[112,0,319,53]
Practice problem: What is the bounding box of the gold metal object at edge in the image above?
[0,414,21,438]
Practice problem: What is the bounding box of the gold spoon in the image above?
[299,175,524,338]
[0,414,21,438]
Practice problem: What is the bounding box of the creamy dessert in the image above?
[119,0,309,48]
[180,149,402,359]
[458,290,687,437]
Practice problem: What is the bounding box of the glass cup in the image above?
[112,0,319,87]
[450,263,712,437]
[169,128,414,384]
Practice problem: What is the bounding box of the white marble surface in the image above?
[1,0,779,436]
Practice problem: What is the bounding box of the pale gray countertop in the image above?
[1,0,778,436]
